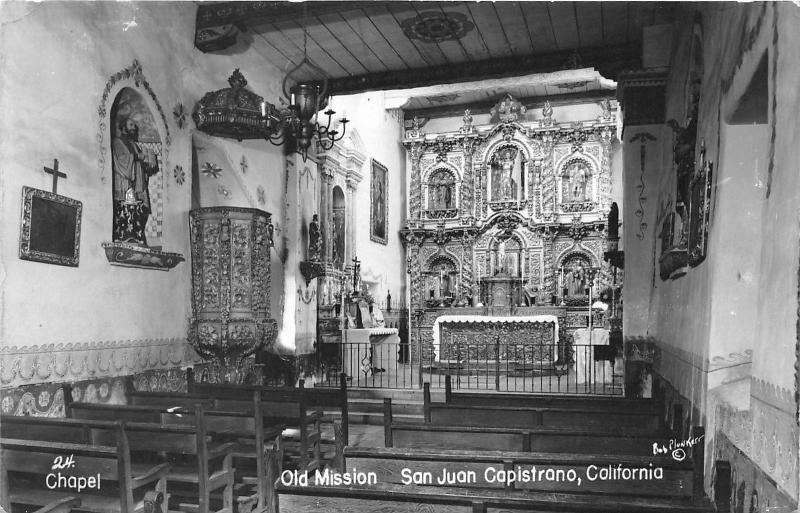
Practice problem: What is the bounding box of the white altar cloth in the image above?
[432,315,559,361]
[573,327,611,384]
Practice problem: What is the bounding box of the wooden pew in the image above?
[187,371,350,445]
[132,386,327,472]
[3,412,235,513]
[65,397,283,512]
[342,446,696,500]
[426,403,661,432]
[443,375,660,414]
[385,398,671,456]
[1,423,169,513]
[276,481,716,513]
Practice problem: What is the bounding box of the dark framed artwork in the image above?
[688,156,713,266]
[370,159,388,245]
[19,186,83,267]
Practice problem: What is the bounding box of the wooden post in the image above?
[334,422,346,473]
[503,460,515,490]
[423,382,431,422]
[692,426,705,501]
[195,404,210,513]
[672,404,684,439]
[186,367,195,393]
[495,335,501,391]
[264,448,278,513]
[115,422,135,513]
[340,372,349,445]
[713,460,731,510]
[471,501,487,513]
[383,398,393,447]
[253,390,266,510]
[444,374,452,403]
[62,383,75,418]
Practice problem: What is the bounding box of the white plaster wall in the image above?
[0,3,288,367]
[330,92,407,306]
[621,124,668,338]
[624,3,800,500]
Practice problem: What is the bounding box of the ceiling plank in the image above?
[518,2,559,53]
[333,11,404,71]
[492,2,534,56]
[601,2,631,46]
[196,2,376,29]
[316,41,640,95]
[464,3,504,59]
[575,3,605,48]
[271,20,349,78]
[249,23,314,81]
[361,4,430,69]
[301,16,370,75]
[434,2,474,63]
[387,2,450,67]
[547,2,581,50]
[404,89,615,121]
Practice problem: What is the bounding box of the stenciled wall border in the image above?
[0,338,199,388]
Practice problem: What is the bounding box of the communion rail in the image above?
[315,337,622,396]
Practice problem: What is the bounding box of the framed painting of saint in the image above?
[370,159,388,245]
[19,186,83,267]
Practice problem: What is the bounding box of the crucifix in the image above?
[43,159,67,194]
[352,256,361,292]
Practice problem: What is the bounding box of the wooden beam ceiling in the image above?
[313,42,640,95]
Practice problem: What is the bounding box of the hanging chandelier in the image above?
[193,27,348,161]
[260,48,349,161]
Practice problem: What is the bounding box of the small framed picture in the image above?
[19,186,82,267]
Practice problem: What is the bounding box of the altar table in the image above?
[432,315,559,363]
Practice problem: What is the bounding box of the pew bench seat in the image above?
[276,481,716,513]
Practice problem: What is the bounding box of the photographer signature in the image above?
[652,434,704,461]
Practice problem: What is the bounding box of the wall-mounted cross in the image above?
[43,159,67,194]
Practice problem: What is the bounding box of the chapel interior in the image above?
[0,2,799,513]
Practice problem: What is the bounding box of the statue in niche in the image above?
[494,239,508,275]
[492,148,523,201]
[429,170,455,210]
[308,213,322,261]
[112,108,159,245]
[564,259,588,296]
[565,161,590,201]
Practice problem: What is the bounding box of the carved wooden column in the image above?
[188,207,277,383]
[599,127,614,213]
[460,138,476,216]
[345,175,357,264]
[408,142,424,220]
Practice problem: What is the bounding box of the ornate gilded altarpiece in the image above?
[401,96,618,363]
